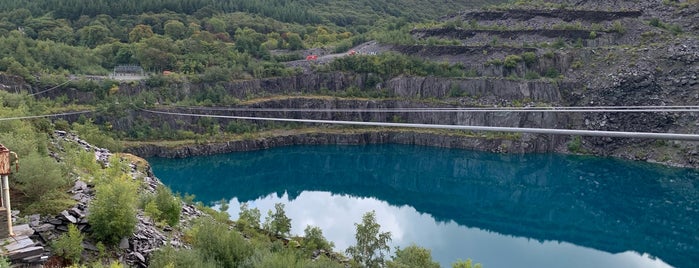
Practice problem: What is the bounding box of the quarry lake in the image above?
[148,144,699,268]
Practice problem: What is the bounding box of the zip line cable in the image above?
[161,105,699,113]
[0,110,93,121]
[28,78,75,96]
[140,109,699,141]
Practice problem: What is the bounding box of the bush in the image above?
[387,244,440,268]
[246,249,309,268]
[567,135,583,153]
[521,52,537,66]
[649,18,661,27]
[52,224,84,264]
[612,21,626,34]
[149,246,217,268]
[71,121,122,152]
[0,257,9,268]
[589,31,597,39]
[154,185,181,226]
[88,174,138,245]
[503,55,522,68]
[12,152,71,203]
[191,220,254,267]
[544,67,560,78]
[524,71,540,80]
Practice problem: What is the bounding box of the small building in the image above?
[112,65,144,77]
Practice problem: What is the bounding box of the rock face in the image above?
[126,130,562,158]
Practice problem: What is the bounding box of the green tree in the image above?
[237,202,261,231]
[206,17,226,33]
[264,203,292,236]
[346,211,392,268]
[77,24,110,47]
[88,174,138,245]
[154,184,181,226]
[52,224,84,264]
[164,20,186,40]
[129,24,154,43]
[387,244,440,268]
[302,225,334,256]
[285,32,304,50]
[452,259,483,268]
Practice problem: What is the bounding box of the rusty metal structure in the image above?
[0,144,17,236]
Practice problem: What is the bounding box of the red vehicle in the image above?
[306,55,318,61]
[348,50,357,56]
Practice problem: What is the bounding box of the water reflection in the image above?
[149,144,699,268]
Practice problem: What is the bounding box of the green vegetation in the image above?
[503,55,522,68]
[189,220,254,267]
[346,210,392,268]
[648,18,683,35]
[88,173,138,245]
[452,259,483,268]
[387,244,440,268]
[567,135,583,153]
[142,184,182,226]
[301,225,334,256]
[52,224,85,264]
[326,53,467,78]
[263,203,292,237]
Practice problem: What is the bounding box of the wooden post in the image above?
[0,144,14,236]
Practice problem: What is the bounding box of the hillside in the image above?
[0,0,698,265]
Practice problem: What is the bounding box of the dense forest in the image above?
[0,0,501,82]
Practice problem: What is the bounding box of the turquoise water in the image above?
[148,144,699,268]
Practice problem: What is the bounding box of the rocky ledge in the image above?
[125,130,563,158]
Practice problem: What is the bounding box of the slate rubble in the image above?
[12,132,206,267]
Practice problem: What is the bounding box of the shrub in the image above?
[246,249,309,268]
[649,18,661,27]
[191,220,254,267]
[149,246,217,268]
[387,244,440,268]
[612,21,626,34]
[589,31,597,39]
[503,55,522,68]
[567,135,583,153]
[521,52,537,66]
[52,224,84,264]
[71,121,122,152]
[154,185,181,226]
[544,67,560,78]
[524,71,540,80]
[12,152,71,203]
[88,174,138,245]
